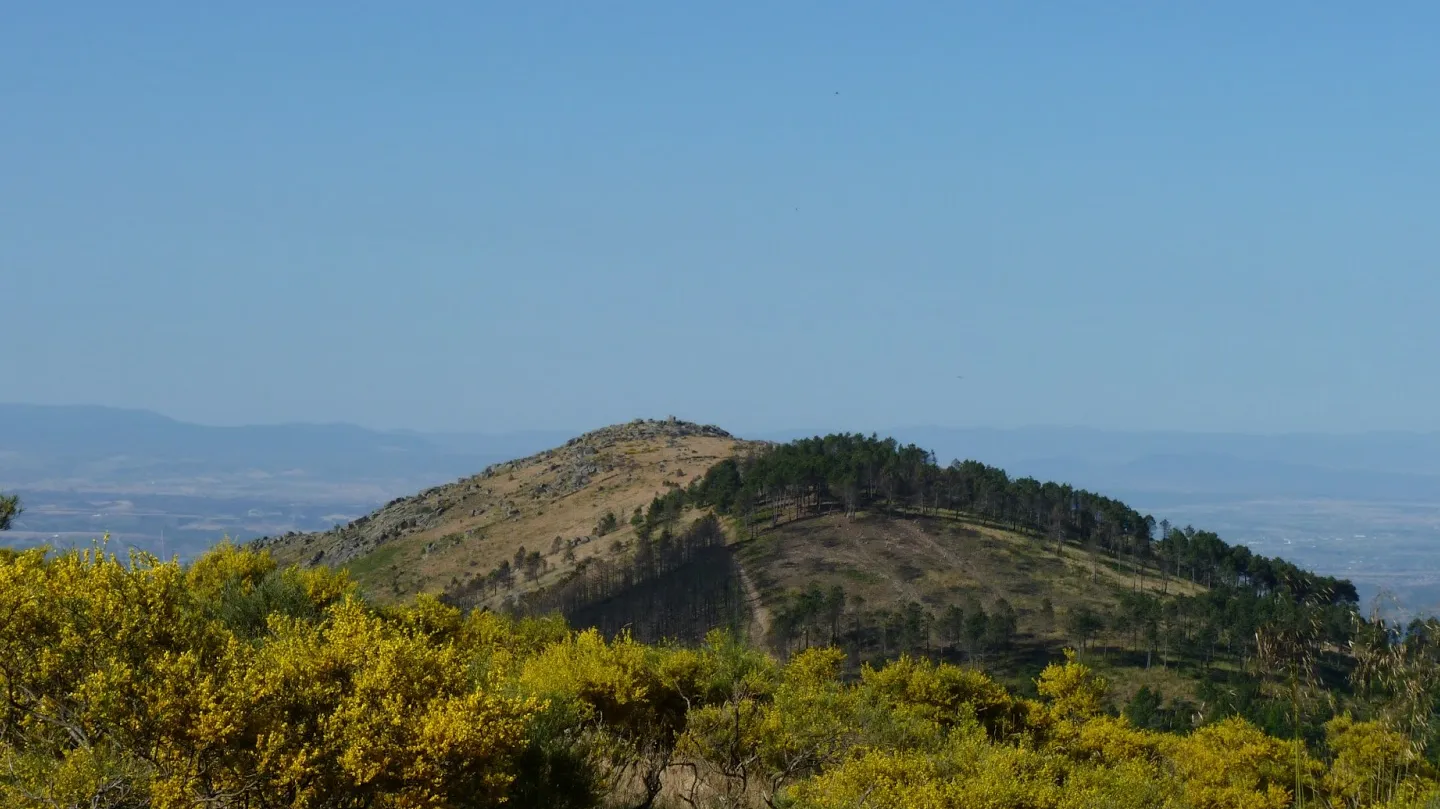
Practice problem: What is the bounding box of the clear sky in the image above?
[5,4,1439,436]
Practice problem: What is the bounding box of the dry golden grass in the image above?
[743,513,1090,622]
[407,435,746,600]
[735,510,1206,665]
[1096,658,1204,708]
[266,426,757,604]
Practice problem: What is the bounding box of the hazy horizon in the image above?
[11,400,1440,441]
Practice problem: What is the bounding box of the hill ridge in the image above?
[479,417,735,479]
[250,418,753,596]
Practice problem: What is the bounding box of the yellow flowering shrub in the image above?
[519,629,670,730]
[184,538,277,599]
[1322,714,1433,809]
[1160,716,1312,809]
[788,727,1171,809]
[11,542,1440,809]
[240,599,536,806]
[787,747,950,809]
[0,544,535,808]
[859,655,1015,737]
[1036,649,1109,724]
[1068,715,1165,768]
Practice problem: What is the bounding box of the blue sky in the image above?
[5,4,1439,435]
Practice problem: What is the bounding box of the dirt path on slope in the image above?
[734,559,772,644]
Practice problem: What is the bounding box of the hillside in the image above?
[740,510,1209,700]
[255,424,1362,726]
[252,418,756,602]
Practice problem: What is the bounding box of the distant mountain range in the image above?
[6,404,1440,504]
[7,404,1440,502]
[0,404,574,557]
[0,403,573,493]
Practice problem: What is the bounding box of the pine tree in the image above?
[0,492,17,532]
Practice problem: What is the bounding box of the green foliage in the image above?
[2,541,1439,808]
[210,565,328,638]
[514,513,744,644]
[985,597,1018,651]
[940,604,966,648]
[594,510,618,537]
[0,491,18,531]
[716,433,1357,607]
[690,457,742,513]
[773,584,848,650]
[1123,685,1163,729]
[963,602,989,655]
[1040,596,1056,629]
[1065,605,1105,651]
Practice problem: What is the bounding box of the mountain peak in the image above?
[252,418,751,601]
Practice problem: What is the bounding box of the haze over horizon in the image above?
[12,400,1440,441]
[6,4,1440,435]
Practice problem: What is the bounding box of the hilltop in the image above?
[253,418,756,602]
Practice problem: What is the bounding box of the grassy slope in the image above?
[263,425,754,603]
[733,509,1206,702]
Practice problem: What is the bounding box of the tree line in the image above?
[515,513,749,644]
[682,433,1356,605]
[442,513,748,645]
